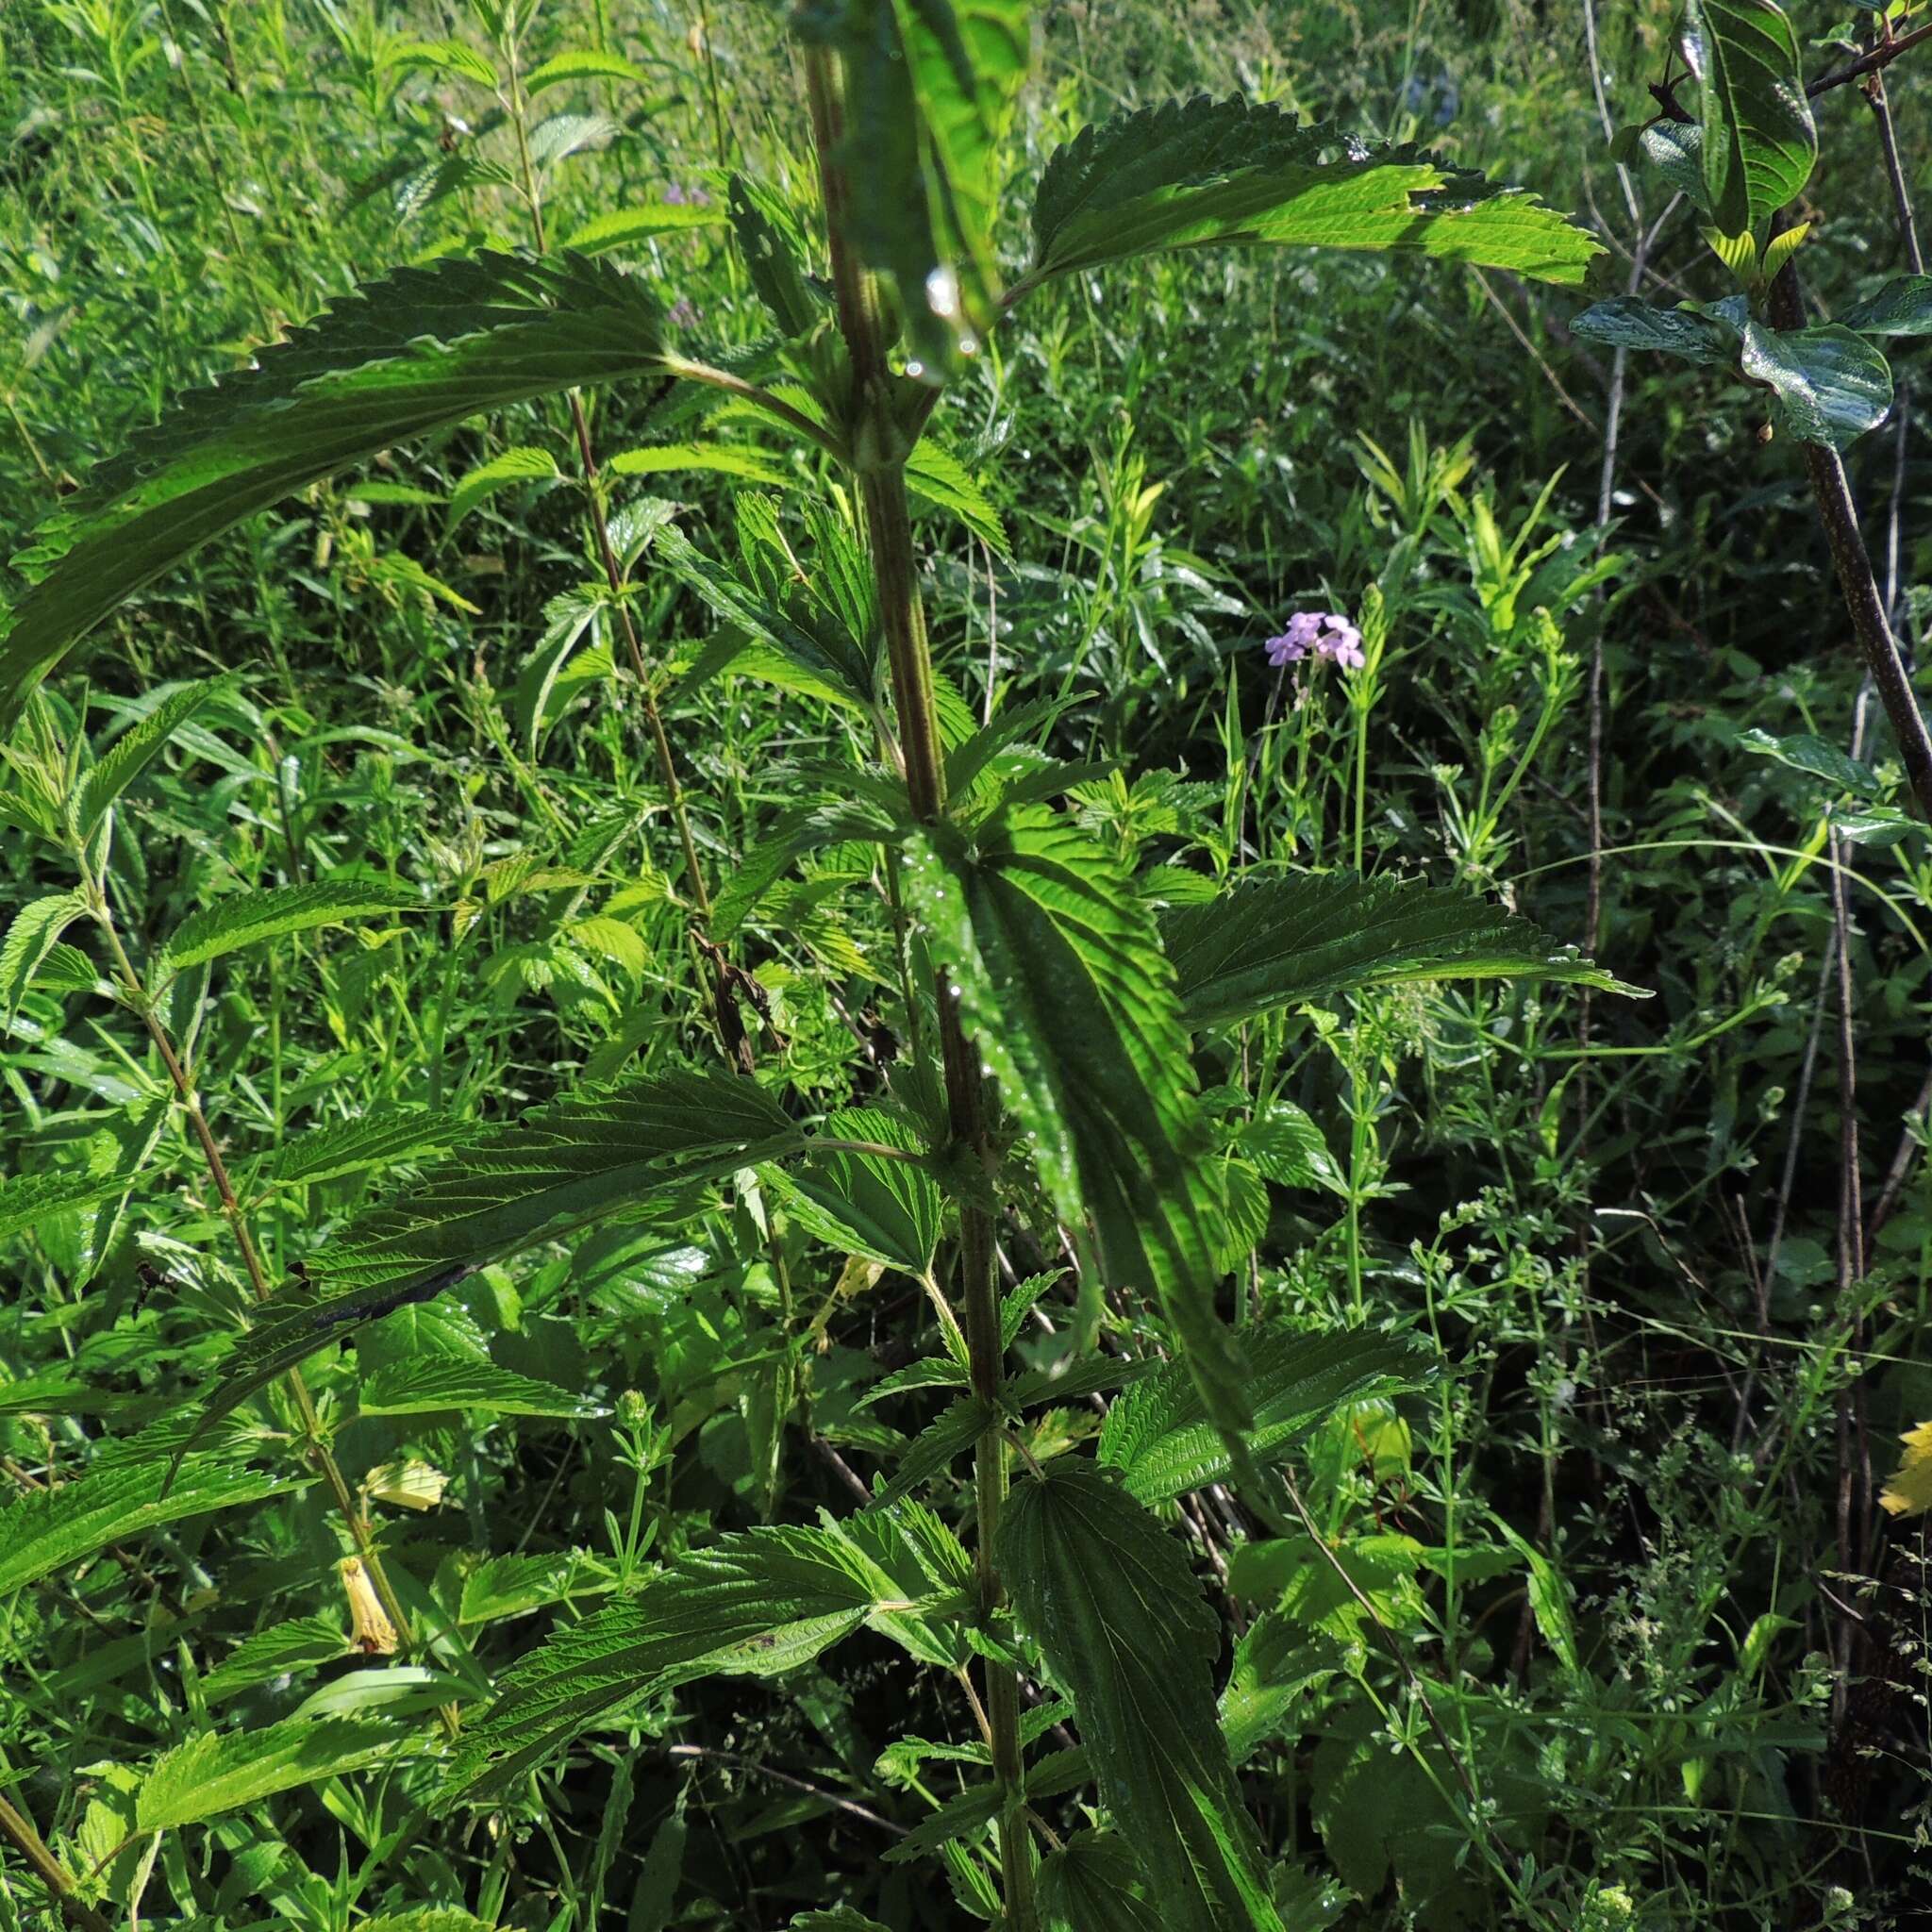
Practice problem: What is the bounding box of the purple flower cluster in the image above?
[1264,609,1364,672]
[663,182,712,207]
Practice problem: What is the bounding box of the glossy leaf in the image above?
[1023,94,1599,296]
[870,1394,993,1508]
[1162,869,1641,1030]
[1680,0,1814,237]
[1569,296,1737,368]
[1842,274,1932,337]
[1735,315,1892,450]
[0,251,667,726]
[997,1461,1283,1931]
[902,805,1250,1436]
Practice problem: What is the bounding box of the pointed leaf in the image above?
[1737,316,1892,450]
[357,1358,608,1420]
[163,880,427,969]
[997,1461,1283,1931]
[903,805,1249,1436]
[1099,1326,1430,1504]
[1842,275,1932,337]
[1024,94,1598,294]
[870,1395,994,1508]
[74,675,232,838]
[1680,0,1814,238]
[136,1716,418,1830]
[1569,296,1737,368]
[1,891,86,1018]
[2,251,666,726]
[447,445,561,525]
[1162,870,1642,1030]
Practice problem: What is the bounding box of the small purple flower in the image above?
[663,182,712,208]
[1264,608,1364,673]
[667,296,700,327]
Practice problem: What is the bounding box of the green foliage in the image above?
[1680,0,1815,239]
[0,251,667,725]
[998,1460,1282,1931]
[1163,869,1640,1029]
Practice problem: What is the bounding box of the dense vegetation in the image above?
[4,1,1932,1926]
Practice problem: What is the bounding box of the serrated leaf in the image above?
[997,1461,1284,1932]
[358,1357,607,1419]
[1,891,86,1018]
[0,1457,310,1594]
[163,880,426,969]
[773,1106,941,1276]
[906,440,1008,554]
[1841,274,1932,336]
[560,202,724,253]
[1099,1327,1429,1504]
[711,797,904,941]
[1162,870,1642,1029]
[74,675,231,839]
[1219,1611,1341,1764]
[136,1716,417,1830]
[446,1522,908,1800]
[1235,1099,1346,1194]
[728,172,822,337]
[448,444,560,525]
[1,251,667,727]
[525,48,651,91]
[654,525,873,710]
[902,805,1249,1438]
[179,1074,802,1453]
[609,442,792,487]
[1024,93,1598,294]
[1037,1829,1164,1931]
[1680,0,1814,238]
[871,1394,993,1508]
[0,1124,159,1243]
[527,112,620,169]
[391,38,499,87]
[266,1108,463,1187]
[202,1616,351,1703]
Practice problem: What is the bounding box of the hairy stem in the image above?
[804,46,1035,1928]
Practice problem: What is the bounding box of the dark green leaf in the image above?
[1569,296,1737,368]
[137,1717,418,1830]
[871,1395,994,1508]
[997,1461,1283,1931]
[1099,1327,1430,1504]
[357,1358,608,1419]
[1162,870,1642,1030]
[1680,0,1814,237]
[774,1106,943,1275]
[1,252,666,727]
[1037,1830,1164,1932]
[728,172,822,337]
[902,806,1250,1437]
[1841,274,1932,336]
[1736,315,1892,450]
[1024,94,1599,294]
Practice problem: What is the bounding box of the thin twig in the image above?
[665,1744,908,1837]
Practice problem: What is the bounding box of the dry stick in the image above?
[0,1790,113,1932]
[803,48,1035,1932]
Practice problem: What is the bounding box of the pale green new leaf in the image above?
[1,891,85,1017]
[902,805,1249,1436]
[0,251,667,727]
[997,1461,1283,1931]
[1162,869,1641,1030]
[447,445,560,525]
[358,1358,608,1420]
[136,1716,418,1830]
[1099,1327,1429,1504]
[164,880,427,969]
[561,202,724,253]
[609,442,792,488]
[1023,94,1598,295]
[0,1458,309,1595]
[391,38,499,88]
[1680,0,1814,238]
[74,675,231,838]
[446,1523,904,1801]
[525,48,651,90]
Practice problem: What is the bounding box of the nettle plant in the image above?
[0,6,1635,1928]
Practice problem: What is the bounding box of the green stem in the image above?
[804,45,1035,1928]
[0,1790,113,1932]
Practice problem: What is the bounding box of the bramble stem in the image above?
[804,46,1036,1929]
